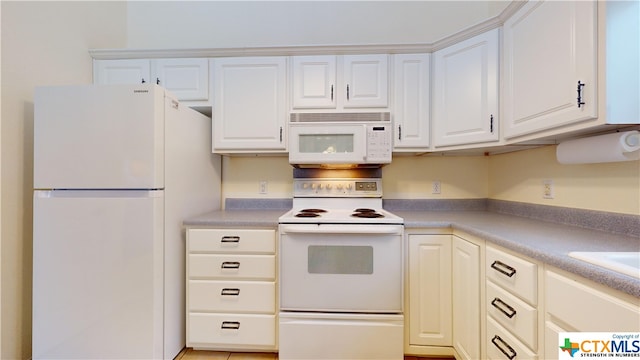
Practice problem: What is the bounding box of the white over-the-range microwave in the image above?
[288,112,392,167]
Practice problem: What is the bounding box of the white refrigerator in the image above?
[32,84,221,359]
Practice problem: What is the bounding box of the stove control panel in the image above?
[293,178,382,197]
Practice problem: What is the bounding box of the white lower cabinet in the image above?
[405,232,453,357]
[544,267,640,360]
[186,228,277,351]
[452,235,482,360]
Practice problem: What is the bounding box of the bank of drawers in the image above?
[485,245,539,360]
[186,228,276,350]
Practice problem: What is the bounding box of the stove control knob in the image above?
[318,183,324,189]
[337,184,343,190]
[311,183,317,190]
[302,183,309,189]
[345,183,352,190]
[326,184,333,189]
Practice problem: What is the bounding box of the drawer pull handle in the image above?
[491,297,517,318]
[491,260,517,277]
[221,236,240,243]
[492,335,517,360]
[221,321,240,330]
[221,288,240,296]
[221,261,240,269]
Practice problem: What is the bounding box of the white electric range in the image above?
[278,177,405,360]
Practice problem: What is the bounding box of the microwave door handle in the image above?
[280,224,403,235]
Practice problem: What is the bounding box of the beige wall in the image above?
[0,2,126,358]
[222,147,640,216]
[488,145,640,215]
[221,155,490,202]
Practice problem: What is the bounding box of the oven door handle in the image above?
[280,224,403,235]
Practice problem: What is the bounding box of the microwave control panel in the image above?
[366,124,392,163]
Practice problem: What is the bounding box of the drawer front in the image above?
[486,246,538,305]
[486,317,538,360]
[188,313,276,347]
[545,270,640,331]
[189,254,275,280]
[188,228,275,254]
[486,281,537,351]
[189,280,275,313]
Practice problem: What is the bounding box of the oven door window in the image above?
[308,245,373,274]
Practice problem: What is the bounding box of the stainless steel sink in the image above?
[568,252,640,279]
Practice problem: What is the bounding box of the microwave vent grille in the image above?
[290,112,390,123]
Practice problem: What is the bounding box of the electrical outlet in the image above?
[432,181,441,194]
[259,181,268,194]
[543,179,554,199]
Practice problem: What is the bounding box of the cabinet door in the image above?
[93,59,150,85]
[212,57,287,152]
[503,0,597,139]
[291,55,336,109]
[153,58,209,101]
[342,54,389,108]
[433,29,499,147]
[408,234,452,347]
[452,236,481,360]
[393,54,431,150]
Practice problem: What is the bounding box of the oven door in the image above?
[288,124,367,165]
[279,224,403,313]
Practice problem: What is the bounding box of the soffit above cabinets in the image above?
[90,2,525,60]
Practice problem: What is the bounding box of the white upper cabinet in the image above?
[342,55,389,108]
[212,57,287,153]
[94,58,210,103]
[93,59,150,86]
[291,54,389,110]
[392,54,431,151]
[153,59,210,101]
[433,29,499,147]
[502,0,597,139]
[291,55,337,109]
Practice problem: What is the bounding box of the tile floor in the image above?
[176,348,451,360]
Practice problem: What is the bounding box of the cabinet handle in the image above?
[141,78,146,84]
[577,81,586,108]
[346,84,350,100]
[492,335,517,360]
[221,321,240,330]
[221,236,240,243]
[279,126,283,143]
[490,114,494,133]
[491,297,517,318]
[398,125,402,141]
[156,77,160,85]
[331,85,334,101]
[221,288,241,296]
[221,261,240,269]
[490,260,517,277]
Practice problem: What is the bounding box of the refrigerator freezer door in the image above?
[32,190,164,359]
[34,84,165,190]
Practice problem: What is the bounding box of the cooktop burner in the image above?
[300,209,327,213]
[351,208,384,218]
[354,208,375,213]
[351,212,384,218]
